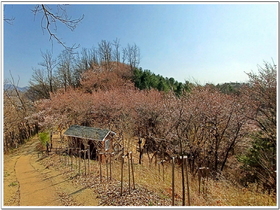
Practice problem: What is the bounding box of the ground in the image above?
[3,134,277,207]
[3,136,99,206]
[3,135,172,207]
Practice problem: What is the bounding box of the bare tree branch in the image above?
[4,16,15,25]
[32,4,84,51]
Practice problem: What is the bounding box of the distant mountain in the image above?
[4,84,29,92]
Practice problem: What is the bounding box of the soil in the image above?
[3,137,99,206]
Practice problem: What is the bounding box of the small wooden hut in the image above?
[63,125,116,160]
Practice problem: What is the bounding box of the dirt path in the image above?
[3,137,99,206]
[15,154,62,206]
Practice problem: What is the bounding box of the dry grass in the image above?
[39,134,276,206]
[39,148,276,206]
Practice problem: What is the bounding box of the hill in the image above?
[4,84,28,92]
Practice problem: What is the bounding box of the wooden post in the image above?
[79,141,81,175]
[162,160,165,181]
[130,152,135,189]
[128,153,131,194]
[106,153,109,182]
[67,147,70,166]
[59,147,61,162]
[79,149,81,174]
[70,148,73,171]
[181,156,185,206]
[99,153,103,182]
[50,131,53,150]
[172,157,175,206]
[75,148,78,171]
[185,158,191,206]
[158,161,161,178]
[120,155,124,196]
[88,147,90,175]
[84,150,87,176]
[109,153,112,181]
[64,148,67,165]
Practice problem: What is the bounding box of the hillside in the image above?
[3,60,277,206]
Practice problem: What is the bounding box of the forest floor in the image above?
[3,134,277,207]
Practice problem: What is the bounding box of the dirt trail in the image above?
[4,137,99,206]
[15,154,62,206]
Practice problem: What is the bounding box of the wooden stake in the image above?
[99,153,102,182]
[79,150,81,174]
[162,161,165,181]
[70,148,73,171]
[128,154,131,194]
[84,150,86,176]
[79,142,81,175]
[75,148,78,169]
[120,155,124,196]
[158,161,161,178]
[106,154,109,182]
[67,147,70,166]
[88,148,90,174]
[130,152,135,189]
[181,156,185,206]
[109,153,112,181]
[64,149,67,165]
[185,159,191,206]
[172,157,175,206]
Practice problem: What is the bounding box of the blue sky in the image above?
[3,3,278,87]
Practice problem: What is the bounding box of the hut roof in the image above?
[63,125,114,141]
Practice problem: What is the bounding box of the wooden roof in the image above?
[63,125,114,141]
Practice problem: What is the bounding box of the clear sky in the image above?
[3,2,278,87]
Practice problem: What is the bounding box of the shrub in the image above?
[38,132,50,146]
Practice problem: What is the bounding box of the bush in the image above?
[38,132,50,146]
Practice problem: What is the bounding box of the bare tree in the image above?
[56,49,76,91]
[125,43,140,71]
[39,50,57,93]
[29,68,51,99]
[113,38,121,63]
[98,40,112,70]
[4,74,36,152]
[28,51,58,100]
